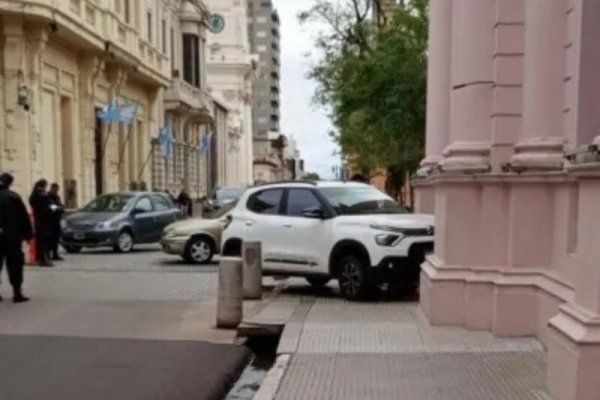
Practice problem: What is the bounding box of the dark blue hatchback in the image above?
[61,192,183,253]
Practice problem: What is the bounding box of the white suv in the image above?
[221,181,434,300]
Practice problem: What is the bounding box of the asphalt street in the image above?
[0,245,251,400]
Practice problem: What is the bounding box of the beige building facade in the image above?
[0,0,173,206]
[152,0,218,199]
[205,0,255,188]
[0,0,226,206]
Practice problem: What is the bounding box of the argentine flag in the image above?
[97,100,119,122]
[202,132,212,154]
[158,122,173,159]
[118,102,138,124]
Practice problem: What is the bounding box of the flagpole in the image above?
[137,144,156,184]
[116,124,134,173]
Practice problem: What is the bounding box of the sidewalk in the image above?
[249,283,549,400]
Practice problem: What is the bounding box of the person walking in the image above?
[0,173,33,303]
[177,188,193,218]
[48,183,64,261]
[29,179,53,267]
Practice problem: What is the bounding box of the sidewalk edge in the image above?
[252,354,291,400]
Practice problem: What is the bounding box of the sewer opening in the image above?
[224,335,281,400]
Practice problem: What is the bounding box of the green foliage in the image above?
[301,0,429,177]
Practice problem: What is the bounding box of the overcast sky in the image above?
[272,0,339,179]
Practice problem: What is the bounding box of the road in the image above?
[0,245,251,400]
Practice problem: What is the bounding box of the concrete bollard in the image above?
[242,241,263,300]
[216,257,243,329]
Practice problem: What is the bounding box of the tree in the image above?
[300,0,428,199]
[304,172,321,181]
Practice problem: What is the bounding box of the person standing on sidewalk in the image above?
[48,183,65,261]
[177,188,193,218]
[0,173,33,303]
[29,179,53,267]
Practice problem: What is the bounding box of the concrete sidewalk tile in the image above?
[253,292,549,400]
[276,300,313,354]
[275,352,547,400]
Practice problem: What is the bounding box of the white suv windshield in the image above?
[320,186,409,215]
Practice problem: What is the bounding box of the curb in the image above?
[252,354,290,400]
[213,347,253,400]
[237,279,289,338]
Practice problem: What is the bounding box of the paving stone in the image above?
[276,352,547,400]
[269,289,548,400]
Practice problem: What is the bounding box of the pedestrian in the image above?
[164,189,176,205]
[29,179,53,267]
[48,183,65,261]
[177,188,193,218]
[0,172,33,303]
[200,196,211,217]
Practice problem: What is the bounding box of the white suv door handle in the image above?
[283,223,292,228]
[245,221,253,226]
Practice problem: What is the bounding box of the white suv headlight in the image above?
[375,233,400,247]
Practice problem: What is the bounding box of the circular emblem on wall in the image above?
[208,14,225,34]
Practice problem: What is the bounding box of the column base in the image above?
[420,255,573,343]
[509,139,565,172]
[439,142,490,173]
[548,303,600,400]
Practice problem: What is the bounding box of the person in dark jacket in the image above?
[0,172,33,303]
[48,183,65,261]
[177,188,193,217]
[29,179,53,267]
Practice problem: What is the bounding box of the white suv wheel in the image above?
[337,255,370,301]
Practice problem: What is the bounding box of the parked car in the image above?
[203,186,246,215]
[221,181,434,300]
[61,192,182,253]
[161,202,237,264]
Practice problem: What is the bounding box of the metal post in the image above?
[216,257,243,329]
[242,241,263,300]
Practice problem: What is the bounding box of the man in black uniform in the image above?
[48,183,65,261]
[29,179,53,267]
[0,173,33,303]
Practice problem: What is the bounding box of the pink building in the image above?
[414,0,600,399]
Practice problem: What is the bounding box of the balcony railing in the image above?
[165,78,211,112]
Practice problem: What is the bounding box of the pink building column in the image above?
[548,164,600,400]
[510,0,567,171]
[547,2,600,400]
[420,0,496,325]
[439,0,494,173]
[418,0,452,174]
[413,0,453,214]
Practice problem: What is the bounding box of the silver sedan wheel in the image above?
[186,238,213,264]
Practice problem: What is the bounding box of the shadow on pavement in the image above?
[283,281,419,303]
[79,247,162,255]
